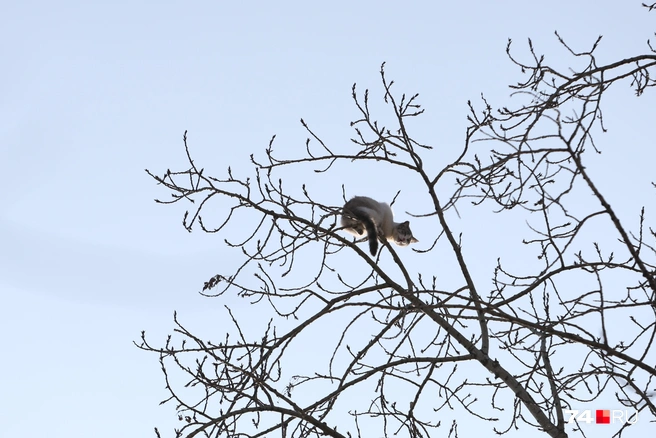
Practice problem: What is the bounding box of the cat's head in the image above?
[393,221,419,246]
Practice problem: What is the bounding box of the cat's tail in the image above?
[347,207,379,256]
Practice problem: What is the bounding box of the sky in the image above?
[1,1,654,437]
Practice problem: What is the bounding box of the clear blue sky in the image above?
[1,1,653,437]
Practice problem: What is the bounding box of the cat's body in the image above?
[341,196,418,256]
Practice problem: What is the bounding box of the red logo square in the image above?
[596,410,610,424]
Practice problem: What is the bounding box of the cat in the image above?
[341,196,418,256]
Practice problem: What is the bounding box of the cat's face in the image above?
[393,221,419,246]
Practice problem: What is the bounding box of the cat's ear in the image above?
[411,237,419,243]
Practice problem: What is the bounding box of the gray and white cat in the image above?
[341,196,418,256]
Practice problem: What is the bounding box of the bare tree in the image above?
[140,7,656,438]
